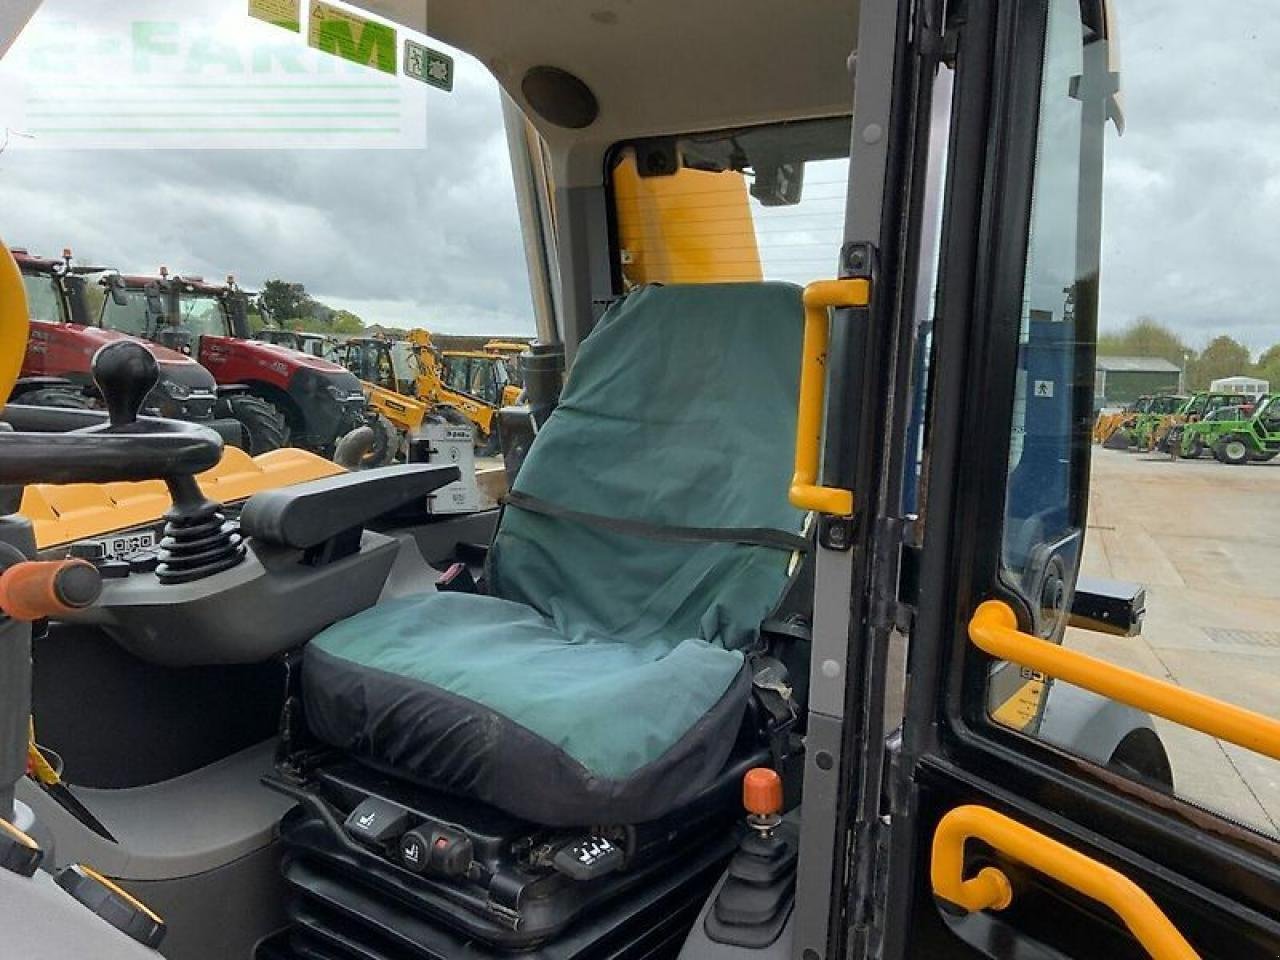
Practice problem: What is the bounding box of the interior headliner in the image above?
[350,0,860,186]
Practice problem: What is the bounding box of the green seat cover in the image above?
[305,282,807,824]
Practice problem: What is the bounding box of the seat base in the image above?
[266,750,764,955]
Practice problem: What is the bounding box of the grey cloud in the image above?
[1099,0,1280,352]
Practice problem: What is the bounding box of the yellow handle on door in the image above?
[789,279,869,516]
[932,805,1199,960]
[970,600,1280,761]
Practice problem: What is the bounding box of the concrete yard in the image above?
[1066,447,1280,836]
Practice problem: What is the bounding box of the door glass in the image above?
[992,0,1280,839]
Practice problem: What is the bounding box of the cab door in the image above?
[798,0,1280,958]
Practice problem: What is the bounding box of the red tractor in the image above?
[12,248,262,449]
[92,269,392,463]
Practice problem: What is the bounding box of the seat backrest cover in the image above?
[490,282,807,653]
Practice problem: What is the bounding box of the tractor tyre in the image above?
[1182,435,1203,459]
[13,386,92,409]
[361,414,401,468]
[217,394,289,455]
[1215,435,1251,466]
[1249,450,1277,462]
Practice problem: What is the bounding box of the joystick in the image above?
[91,339,159,431]
[704,767,799,948]
[90,342,245,584]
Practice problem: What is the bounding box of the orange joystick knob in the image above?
[0,559,102,622]
[743,767,783,818]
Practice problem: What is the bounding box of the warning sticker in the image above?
[1034,380,1055,398]
[248,0,301,33]
[308,1,396,75]
[404,39,454,92]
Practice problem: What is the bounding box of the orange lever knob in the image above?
[0,559,102,622]
[743,767,783,817]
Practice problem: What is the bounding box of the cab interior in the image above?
[0,2,1277,960]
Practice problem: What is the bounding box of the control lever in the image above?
[0,557,101,622]
[0,341,222,486]
[704,767,799,948]
[92,337,157,432]
[88,344,247,583]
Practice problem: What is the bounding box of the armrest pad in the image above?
[239,464,460,550]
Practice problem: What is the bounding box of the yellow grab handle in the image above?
[932,806,1199,960]
[0,238,30,410]
[789,279,870,515]
[971,600,1280,761]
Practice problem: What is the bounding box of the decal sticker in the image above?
[308,1,396,75]
[403,38,453,91]
[247,0,301,33]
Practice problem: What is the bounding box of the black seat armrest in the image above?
[240,464,461,550]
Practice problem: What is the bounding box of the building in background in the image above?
[1210,375,1269,399]
[1094,356,1181,409]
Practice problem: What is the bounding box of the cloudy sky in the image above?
[1,0,1278,352]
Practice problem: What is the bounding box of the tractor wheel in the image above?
[217,394,289,455]
[1183,435,1203,459]
[13,386,92,409]
[361,414,401,468]
[1249,450,1277,462]
[1215,435,1251,466]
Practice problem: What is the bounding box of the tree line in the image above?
[1099,316,1280,392]
[250,279,366,335]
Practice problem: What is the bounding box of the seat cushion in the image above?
[303,590,751,826]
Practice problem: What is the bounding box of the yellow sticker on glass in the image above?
[307,1,396,75]
[248,0,301,33]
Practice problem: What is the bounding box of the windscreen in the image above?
[20,274,62,324]
[177,294,227,338]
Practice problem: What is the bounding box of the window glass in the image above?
[21,274,63,324]
[609,118,851,289]
[999,0,1090,577]
[101,290,152,337]
[177,295,227,338]
[990,0,1280,840]
[469,360,494,402]
[447,358,470,393]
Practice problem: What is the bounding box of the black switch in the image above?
[399,825,473,878]
[343,798,411,848]
[552,836,624,881]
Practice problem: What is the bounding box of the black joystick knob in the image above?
[91,340,159,430]
[90,343,245,583]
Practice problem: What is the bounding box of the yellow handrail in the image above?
[0,239,31,410]
[970,600,1280,761]
[789,279,869,516]
[932,805,1199,960]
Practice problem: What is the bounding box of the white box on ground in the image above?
[417,421,487,514]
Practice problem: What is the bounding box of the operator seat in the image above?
[302,283,808,827]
